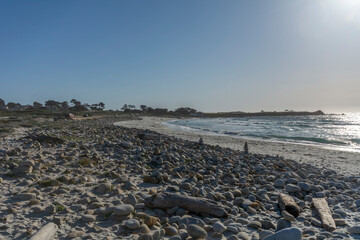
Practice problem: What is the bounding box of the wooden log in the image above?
[312,198,336,231]
[144,192,230,217]
[278,193,300,217]
[29,222,58,240]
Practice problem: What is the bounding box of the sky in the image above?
[1,0,360,113]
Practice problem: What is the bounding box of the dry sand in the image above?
[115,116,360,176]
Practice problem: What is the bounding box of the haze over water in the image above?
[167,113,360,152]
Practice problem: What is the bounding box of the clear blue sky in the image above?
[1,0,359,113]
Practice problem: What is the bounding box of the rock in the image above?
[114,204,134,216]
[228,236,240,240]
[180,182,192,190]
[144,215,159,227]
[264,227,302,240]
[355,200,360,208]
[138,224,151,234]
[349,226,360,235]
[285,184,301,193]
[137,234,152,240]
[143,175,159,184]
[96,183,112,194]
[282,210,295,221]
[311,218,322,227]
[259,230,274,240]
[179,217,205,227]
[67,230,86,238]
[260,220,276,230]
[164,226,178,236]
[237,232,250,240]
[14,193,36,201]
[29,199,41,205]
[213,221,226,233]
[274,179,285,188]
[13,160,34,175]
[277,219,291,231]
[298,182,311,192]
[82,214,96,222]
[124,194,137,206]
[125,219,140,230]
[123,180,138,190]
[187,224,207,239]
[169,236,182,240]
[334,219,346,226]
[247,221,262,229]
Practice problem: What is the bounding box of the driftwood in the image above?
[278,193,300,217]
[29,222,58,240]
[312,198,336,231]
[144,193,230,217]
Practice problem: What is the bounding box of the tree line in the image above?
[0,98,105,112]
[0,98,201,116]
[121,104,200,116]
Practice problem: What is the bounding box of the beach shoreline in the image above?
[115,116,360,176]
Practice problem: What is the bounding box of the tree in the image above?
[7,102,16,109]
[33,102,43,108]
[90,104,99,111]
[61,101,69,110]
[45,100,60,110]
[174,107,197,115]
[140,105,148,112]
[0,98,5,107]
[99,102,105,110]
[70,99,81,107]
[121,104,128,111]
[153,108,168,115]
[128,105,136,110]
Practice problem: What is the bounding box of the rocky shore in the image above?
[0,118,360,239]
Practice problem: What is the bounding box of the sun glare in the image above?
[333,0,360,22]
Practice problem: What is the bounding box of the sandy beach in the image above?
[115,116,360,176]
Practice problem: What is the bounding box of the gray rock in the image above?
[260,220,276,230]
[264,227,302,240]
[96,183,111,194]
[349,226,360,235]
[274,179,285,188]
[213,221,226,233]
[164,226,178,236]
[169,236,182,240]
[277,219,291,231]
[237,232,250,240]
[123,180,138,190]
[125,219,140,230]
[311,218,322,227]
[114,204,134,216]
[13,193,36,201]
[179,217,205,227]
[82,214,96,222]
[187,224,207,238]
[298,182,311,192]
[285,184,301,193]
[259,230,274,240]
[124,194,137,206]
[247,221,261,229]
[282,210,295,221]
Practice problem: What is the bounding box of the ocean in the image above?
[165,113,360,152]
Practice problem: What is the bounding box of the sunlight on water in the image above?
[167,113,360,152]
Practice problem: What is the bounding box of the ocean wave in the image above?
[166,114,360,151]
[266,135,348,146]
